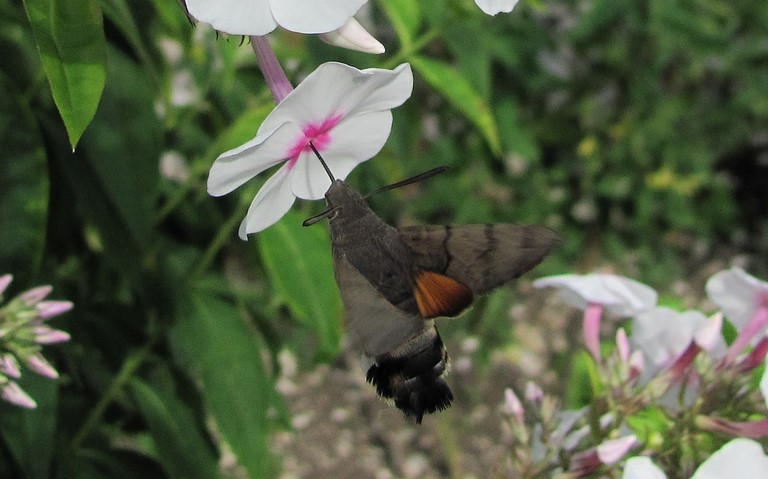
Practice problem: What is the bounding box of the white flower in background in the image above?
[691,439,768,479]
[207,62,413,237]
[186,0,367,35]
[623,439,768,478]
[706,267,768,331]
[706,267,768,364]
[475,0,521,16]
[534,273,657,361]
[185,0,384,54]
[632,307,725,370]
[623,456,667,479]
[534,274,657,316]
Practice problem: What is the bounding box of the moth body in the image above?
[323,178,560,423]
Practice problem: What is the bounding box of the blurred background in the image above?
[0,0,766,477]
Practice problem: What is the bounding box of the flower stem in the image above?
[70,339,156,450]
[251,36,293,103]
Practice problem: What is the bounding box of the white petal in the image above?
[631,307,709,368]
[264,63,412,133]
[623,457,667,479]
[186,0,278,36]
[475,0,521,16]
[691,438,768,479]
[207,121,303,196]
[339,63,414,116]
[270,0,367,34]
[290,111,392,199]
[319,18,385,54]
[706,267,768,329]
[238,166,296,238]
[533,274,657,316]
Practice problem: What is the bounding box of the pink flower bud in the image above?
[583,302,604,363]
[696,416,768,439]
[36,300,73,319]
[18,286,52,305]
[0,274,12,296]
[502,387,524,419]
[616,328,630,362]
[25,353,59,379]
[32,326,71,344]
[1,381,37,409]
[629,350,645,380]
[596,435,637,464]
[0,353,21,378]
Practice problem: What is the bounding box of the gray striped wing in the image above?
[398,224,560,294]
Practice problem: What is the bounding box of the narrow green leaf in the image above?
[130,378,222,479]
[23,0,107,149]
[169,291,279,479]
[0,73,48,283]
[259,209,343,360]
[380,0,422,48]
[65,46,160,273]
[410,55,501,154]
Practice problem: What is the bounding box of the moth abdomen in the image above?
[365,327,453,423]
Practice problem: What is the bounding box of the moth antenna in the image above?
[309,141,336,183]
[364,166,449,199]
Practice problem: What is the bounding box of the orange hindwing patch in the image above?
[413,271,473,319]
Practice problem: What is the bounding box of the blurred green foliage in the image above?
[0,0,766,477]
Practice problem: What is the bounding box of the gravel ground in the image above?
[271,287,577,479]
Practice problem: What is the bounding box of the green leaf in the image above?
[380,0,422,48]
[259,209,343,360]
[65,46,160,274]
[23,0,107,149]
[169,290,279,479]
[130,378,222,479]
[0,73,48,283]
[410,55,501,155]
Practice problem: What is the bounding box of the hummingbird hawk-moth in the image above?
[305,150,560,423]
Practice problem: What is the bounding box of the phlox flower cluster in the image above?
[0,275,72,409]
[497,268,768,478]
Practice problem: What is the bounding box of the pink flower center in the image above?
[285,115,343,170]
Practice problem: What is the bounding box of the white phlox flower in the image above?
[533,273,657,317]
[186,0,368,36]
[207,62,413,238]
[631,307,726,369]
[475,0,521,16]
